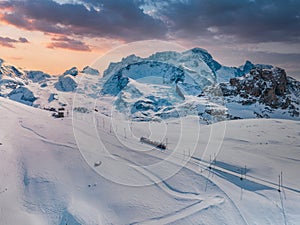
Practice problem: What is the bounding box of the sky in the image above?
[0,0,299,79]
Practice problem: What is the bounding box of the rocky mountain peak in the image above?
[81,66,99,75]
[63,67,78,76]
[220,67,299,117]
[1,47,299,121]
[183,47,222,72]
[241,60,255,74]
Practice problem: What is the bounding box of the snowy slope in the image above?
[1,97,300,224]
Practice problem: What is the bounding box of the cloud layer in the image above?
[0,0,166,41]
[47,36,91,51]
[156,0,300,43]
[0,0,299,79]
[0,36,29,48]
[0,0,299,55]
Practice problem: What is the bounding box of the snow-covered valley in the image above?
[0,97,299,225]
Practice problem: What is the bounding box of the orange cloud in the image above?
[47,36,91,52]
[0,36,29,48]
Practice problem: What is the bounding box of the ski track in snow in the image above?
[111,153,226,225]
[132,197,223,225]
[254,191,288,225]
[19,121,47,139]
[1,97,299,224]
[19,121,77,150]
[106,134,250,224]
[15,109,289,224]
[102,128,249,225]
[96,114,298,225]
[112,153,202,200]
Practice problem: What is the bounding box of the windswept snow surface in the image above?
[0,97,299,224]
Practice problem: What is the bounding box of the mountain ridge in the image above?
[0,47,299,122]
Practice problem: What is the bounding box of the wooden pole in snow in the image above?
[240,168,243,180]
[278,174,281,192]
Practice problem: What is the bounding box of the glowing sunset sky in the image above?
[0,0,299,79]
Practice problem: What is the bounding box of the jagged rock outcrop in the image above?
[26,71,51,83]
[63,67,78,76]
[220,67,299,117]
[81,66,99,75]
[8,87,37,105]
[55,75,78,92]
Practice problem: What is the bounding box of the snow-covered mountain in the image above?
[99,48,299,122]
[103,48,217,89]
[0,47,299,122]
[1,48,300,225]
[0,60,91,109]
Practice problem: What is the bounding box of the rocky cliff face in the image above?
[99,49,300,121]
[219,67,299,117]
[54,75,78,92]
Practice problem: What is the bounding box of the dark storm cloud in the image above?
[156,0,300,43]
[0,0,166,41]
[1,0,299,43]
[0,36,29,48]
[47,36,91,51]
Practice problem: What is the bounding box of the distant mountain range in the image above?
[0,48,299,122]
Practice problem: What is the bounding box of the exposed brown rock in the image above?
[225,67,291,108]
